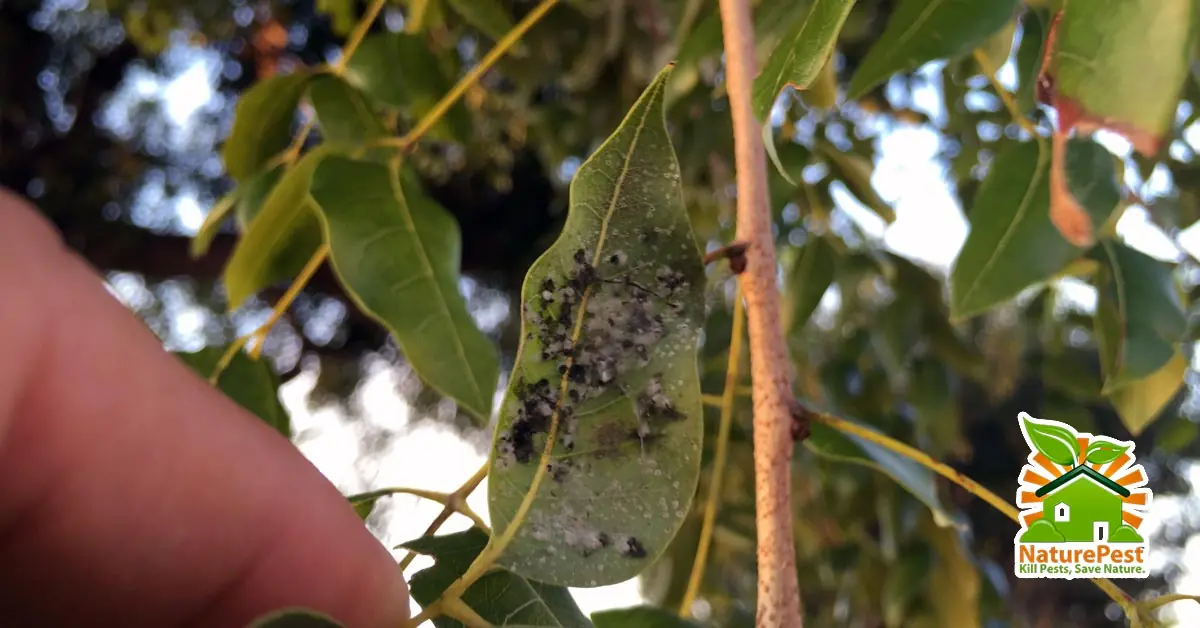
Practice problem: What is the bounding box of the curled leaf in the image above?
[751,0,857,121]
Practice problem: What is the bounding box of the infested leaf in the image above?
[176,348,290,438]
[949,139,1119,320]
[751,0,857,121]
[784,234,836,334]
[343,33,469,142]
[846,0,1019,99]
[592,606,700,627]
[817,142,895,223]
[222,147,332,310]
[1108,351,1188,437]
[487,65,705,587]
[1043,0,1194,156]
[1018,412,1079,466]
[308,157,500,423]
[401,529,591,628]
[807,413,952,524]
[1092,240,1187,393]
[222,71,313,183]
[246,609,345,628]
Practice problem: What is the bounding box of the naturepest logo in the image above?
[1013,412,1151,579]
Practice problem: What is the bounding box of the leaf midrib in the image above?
[385,169,488,413]
[957,141,1049,314]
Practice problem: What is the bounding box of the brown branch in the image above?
[715,0,802,625]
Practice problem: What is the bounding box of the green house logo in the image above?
[1013,412,1151,579]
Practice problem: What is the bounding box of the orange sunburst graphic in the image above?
[1015,413,1151,530]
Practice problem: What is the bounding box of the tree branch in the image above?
[715,0,802,625]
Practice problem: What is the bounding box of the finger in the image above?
[0,191,409,628]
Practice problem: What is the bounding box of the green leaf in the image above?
[807,414,952,524]
[346,491,383,521]
[1155,417,1198,453]
[307,74,389,147]
[974,18,1016,76]
[846,0,1019,99]
[223,148,331,310]
[308,158,499,423]
[909,358,962,459]
[1047,0,1194,156]
[1017,412,1079,466]
[1014,9,1048,115]
[752,0,858,121]
[191,185,246,257]
[444,0,517,43]
[402,529,591,628]
[784,234,836,334]
[592,607,700,628]
[222,71,313,183]
[247,609,345,628]
[234,166,286,229]
[1092,241,1187,394]
[1084,440,1130,465]
[486,65,705,587]
[949,139,1120,319]
[1108,351,1187,436]
[343,33,469,142]
[176,348,290,438]
[817,142,895,223]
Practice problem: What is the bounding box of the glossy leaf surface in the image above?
[309,157,500,422]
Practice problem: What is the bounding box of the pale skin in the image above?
[0,189,410,627]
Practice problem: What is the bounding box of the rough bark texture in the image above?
[714,0,802,625]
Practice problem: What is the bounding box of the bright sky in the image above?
[118,30,1200,625]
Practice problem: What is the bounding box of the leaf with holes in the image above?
[486,65,705,587]
[949,139,1119,320]
[752,0,857,121]
[308,158,500,423]
[846,0,1019,99]
[176,348,290,438]
[1018,412,1080,466]
[402,529,591,628]
[1092,240,1187,393]
[222,71,313,183]
[222,147,332,310]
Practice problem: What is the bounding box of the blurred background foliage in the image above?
[4,0,1200,625]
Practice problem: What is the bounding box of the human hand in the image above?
[0,190,409,627]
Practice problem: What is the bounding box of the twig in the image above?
[679,290,745,616]
[356,485,489,532]
[715,0,802,624]
[971,48,1037,137]
[398,461,490,570]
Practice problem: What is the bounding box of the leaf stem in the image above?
[250,242,330,359]
[333,0,389,74]
[376,0,560,153]
[679,289,745,617]
[355,486,489,531]
[716,0,803,624]
[398,461,490,569]
[971,48,1037,137]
